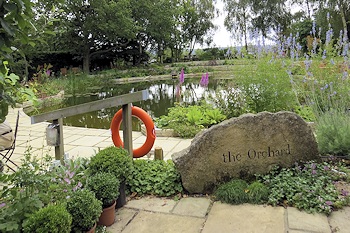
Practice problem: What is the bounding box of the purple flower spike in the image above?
[200,72,209,87]
[0,203,6,208]
[200,74,205,86]
[179,68,185,84]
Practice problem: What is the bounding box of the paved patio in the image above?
[5,108,191,170]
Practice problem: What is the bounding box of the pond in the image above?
[32,78,234,130]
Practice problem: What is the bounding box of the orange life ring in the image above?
[110,106,156,158]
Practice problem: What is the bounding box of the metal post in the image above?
[122,103,133,157]
[53,118,64,164]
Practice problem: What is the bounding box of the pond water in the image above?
[35,78,234,130]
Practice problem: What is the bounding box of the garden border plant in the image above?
[127,159,183,197]
[154,101,226,138]
[214,160,350,215]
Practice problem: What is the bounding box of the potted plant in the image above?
[88,146,133,207]
[86,172,120,226]
[23,204,72,233]
[66,189,102,233]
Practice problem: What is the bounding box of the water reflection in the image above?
[42,78,233,130]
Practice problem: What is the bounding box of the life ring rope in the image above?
[110,106,156,158]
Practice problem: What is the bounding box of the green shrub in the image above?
[246,181,269,204]
[214,179,249,204]
[209,83,248,118]
[260,161,350,214]
[0,151,53,233]
[87,172,120,208]
[214,179,270,205]
[127,160,183,196]
[154,102,226,138]
[49,157,88,202]
[88,146,133,181]
[316,110,350,157]
[237,59,296,113]
[173,124,202,138]
[23,204,72,233]
[66,189,102,232]
[293,105,316,122]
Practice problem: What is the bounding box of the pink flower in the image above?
[0,203,6,208]
[179,68,185,84]
[200,72,209,87]
[66,170,75,179]
[325,201,333,206]
[341,190,349,196]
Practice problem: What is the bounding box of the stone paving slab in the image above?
[202,202,285,233]
[287,207,331,233]
[69,135,107,146]
[94,140,114,148]
[65,146,99,159]
[328,207,350,233]
[64,134,84,144]
[154,138,181,152]
[121,211,205,233]
[125,197,177,213]
[172,197,211,218]
[107,208,138,233]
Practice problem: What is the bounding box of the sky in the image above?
[209,0,301,48]
[211,0,233,48]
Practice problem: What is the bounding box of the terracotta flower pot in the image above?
[116,181,126,208]
[86,223,97,233]
[98,201,116,226]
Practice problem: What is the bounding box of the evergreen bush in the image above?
[23,204,72,233]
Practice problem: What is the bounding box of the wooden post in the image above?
[122,103,133,157]
[154,147,163,160]
[53,118,64,164]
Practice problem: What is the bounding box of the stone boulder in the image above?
[172,111,319,194]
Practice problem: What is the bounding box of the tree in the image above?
[223,0,252,51]
[10,0,63,81]
[292,0,349,40]
[51,0,136,73]
[132,0,179,63]
[0,0,34,73]
[248,0,293,37]
[0,0,37,122]
[291,0,317,19]
[314,0,350,40]
[180,0,217,57]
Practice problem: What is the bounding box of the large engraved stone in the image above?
[172,111,319,194]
